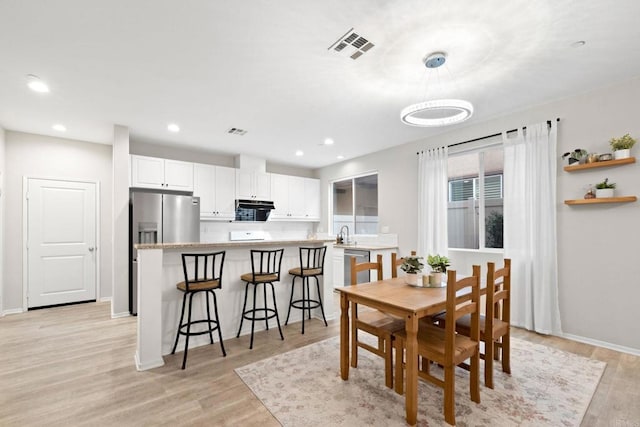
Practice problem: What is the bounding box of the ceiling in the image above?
[2,1,640,169]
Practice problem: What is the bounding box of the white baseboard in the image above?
[99,297,112,303]
[1,308,25,316]
[135,352,165,371]
[111,311,131,319]
[561,332,640,356]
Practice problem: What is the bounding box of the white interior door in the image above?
[26,178,97,308]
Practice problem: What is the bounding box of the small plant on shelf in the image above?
[595,178,616,189]
[561,148,588,165]
[609,133,636,151]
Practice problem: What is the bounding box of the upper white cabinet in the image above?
[193,163,236,220]
[131,155,193,191]
[236,170,271,200]
[270,174,320,221]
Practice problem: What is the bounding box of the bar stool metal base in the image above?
[236,281,284,349]
[285,275,328,334]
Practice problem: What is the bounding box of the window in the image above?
[447,148,504,250]
[332,173,378,235]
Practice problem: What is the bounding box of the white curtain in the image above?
[503,121,561,335]
[417,147,448,258]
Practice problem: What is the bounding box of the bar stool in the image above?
[236,248,285,349]
[285,246,328,334]
[171,251,226,369]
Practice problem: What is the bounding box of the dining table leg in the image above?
[405,313,419,425]
[340,292,349,380]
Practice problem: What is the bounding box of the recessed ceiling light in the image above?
[167,123,180,132]
[26,74,49,93]
[295,150,304,156]
[337,155,344,160]
[571,40,586,48]
[324,138,334,145]
[52,124,66,132]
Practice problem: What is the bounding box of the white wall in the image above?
[317,76,640,353]
[111,125,130,317]
[0,126,5,313]
[3,131,113,311]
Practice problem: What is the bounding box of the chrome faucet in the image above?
[339,225,350,245]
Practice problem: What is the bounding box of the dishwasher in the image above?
[344,249,370,285]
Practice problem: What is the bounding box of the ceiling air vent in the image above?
[227,127,247,136]
[328,27,375,60]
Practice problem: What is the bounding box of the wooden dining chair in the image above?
[390,250,417,278]
[393,265,481,426]
[435,259,511,388]
[350,254,405,388]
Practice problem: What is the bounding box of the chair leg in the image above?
[236,282,250,338]
[394,338,404,395]
[211,291,226,357]
[205,290,214,345]
[484,337,495,389]
[172,292,188,354]
[182,292,196,370]
[443,364,455,425]
[350,302,358,368]
[304,278,312,320]
[502,334,511,374]
[285,276,296,325]
[314,276,328,326]
[384,335,393,388]
[269,282,284,340]
[301,277,306,334]
[263,283,269,330]
[470,347,481,404]
[250,283,258,349]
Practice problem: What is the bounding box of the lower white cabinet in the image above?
[193,163,236,220]
[332,247,344,288]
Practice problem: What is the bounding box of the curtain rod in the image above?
[416,117,560,154]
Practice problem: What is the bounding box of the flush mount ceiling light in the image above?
[323,138,334,145]
[295,150,304,156]
[167,123,180,132]
[52,124,66,132]
[400,52,473,127]
[26,74,49,93]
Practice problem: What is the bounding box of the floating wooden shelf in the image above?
[564,157,635,171]
[564,196,637,205]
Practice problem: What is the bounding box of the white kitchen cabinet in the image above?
[193,163,236,220]
[235,170,271,200]
[270,174,306,219]
[304,177,320,220]
[332,247,344,288]
[131,155,193,191]
[270,174,320,221]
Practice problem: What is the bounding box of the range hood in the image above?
[235,199,275,221]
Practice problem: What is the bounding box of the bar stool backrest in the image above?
[181,251,226,292]
[298,246,327,275]
[249,248,284,282]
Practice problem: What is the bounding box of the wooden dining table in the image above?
[337,277,450,426]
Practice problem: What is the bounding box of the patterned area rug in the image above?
[235,335,605,426]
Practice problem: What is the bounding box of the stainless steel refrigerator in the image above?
[129,190,200,315]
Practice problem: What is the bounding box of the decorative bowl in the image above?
[598,153,613,161]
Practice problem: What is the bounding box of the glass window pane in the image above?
[448,153,479,249]
[484,148,504,248]
[354,174,378,234]
[332,180,353,235]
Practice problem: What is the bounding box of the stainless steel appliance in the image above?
[129,190,200,315]
[234,199,275,221]
[344,249,370,285]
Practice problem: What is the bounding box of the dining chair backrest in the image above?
[443,265,481,355]
[298,246,327,275]
[181,251,226,292]
[485,258,511,334]
[351,254,383,285]
[390,250,417,278]
[248,248,284,282]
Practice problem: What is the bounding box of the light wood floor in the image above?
[1,298,638,426]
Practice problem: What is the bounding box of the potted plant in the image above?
[609,133,636,160]
[427,254,450,286]
[400,255,424,286]
[561,148,588,165]
[595,178,615,198]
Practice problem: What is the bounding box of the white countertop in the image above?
[333,243,399,250]
[135,238,333,250]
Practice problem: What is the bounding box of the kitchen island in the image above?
[135,239,334,370]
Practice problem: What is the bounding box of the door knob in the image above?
[88,247,95,252]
